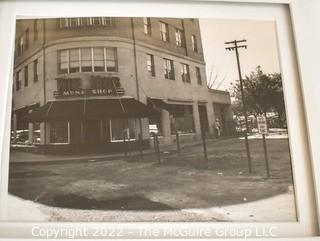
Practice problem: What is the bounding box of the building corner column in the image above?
[161,109,171,144]
[28,122,34,144]
[192,102,201,138]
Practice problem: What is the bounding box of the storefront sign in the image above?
[54,76,125,98]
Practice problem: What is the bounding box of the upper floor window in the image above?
[17,36,24,56]
[181,63,190,83]
[160,22,169,42]
[175,28,185,47]
[34,19,38,41]
[58,17,113,28]
[16,70,22,91]
[146,54,155,76]
[24,65,28,87]
[196,67,202,85]
[25,29,29,49]
[33,59,39,82]
[164,58,174,80]
[58,47,118,74]
[191,35,198,52]
[143,17,151,35]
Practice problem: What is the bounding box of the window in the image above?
[16,70,22,91]
[164,59,174,80]
[196,67,202,85]
[160,22,169,42]
[69,49,80,73]
[50,121,69,144]
[146,54,155,76]
[143,17,151,35]
[170,104,195,134]
[34,19,38,41]
[81,48,93,72]
[18,36,24,55]
[175,28,184,47]
[181,63,190,83]
[24,66,28,87]
[58,17,113,28]
[94,48,105,72]
[33,59,39,82]
[106,48,117,72]
[25,29,29,49]
[58,50,69,74]
[110,119,136,142]
[191,35,198,52]
[58,47,117,74]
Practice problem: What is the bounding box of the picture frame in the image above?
[0,0,319,239]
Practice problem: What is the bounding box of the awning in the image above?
[26,98,157,122]
[147,98,173,113]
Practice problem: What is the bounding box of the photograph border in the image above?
[0,0,319,239]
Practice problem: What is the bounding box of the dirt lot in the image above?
[8,137,296,220]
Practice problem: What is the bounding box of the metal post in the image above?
[123,135,127,158]
[176,131,180,157]
[262,134,270,178]
[201,128,208,165]
[156,134,161,164]
[225,39,252,174]
[139,133,143,160]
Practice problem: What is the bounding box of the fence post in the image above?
[201,128,208,166]
[176,131,180,157]
[155,134,161,164]
[123,135,127,158]
[139,133,143,161]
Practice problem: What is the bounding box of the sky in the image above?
[199,19,281,92]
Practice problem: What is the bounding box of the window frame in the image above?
[24,65,28,87]
[143,17,152,35]
[146,53,155,77]
[160,21,169,42]
[163,58,175,80]
[109,119,136,143]
[33,59,39,82]
[49,121,70,145]
[191,34,198,52]
[196,66,202,85]
[181,63,190,83]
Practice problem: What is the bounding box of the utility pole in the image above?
[225,39,252,174]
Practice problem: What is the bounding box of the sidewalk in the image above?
[10,136,233,164]
[6,187,295,222]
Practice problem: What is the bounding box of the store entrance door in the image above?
[84,119,101,148]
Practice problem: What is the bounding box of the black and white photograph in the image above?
[7,16,296,222]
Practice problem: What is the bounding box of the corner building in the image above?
[12,17,233,154]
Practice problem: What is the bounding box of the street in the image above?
[8,137,296,221]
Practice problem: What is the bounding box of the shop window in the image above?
[143,17,152,35]
[109,119,136,142]
[50,121,69,144]
[146,54,155,76]
[164,58,175,80]
[170,104,195,134]
[160,22,169,42]
[196,67,202,85]
[180,63,190,83]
